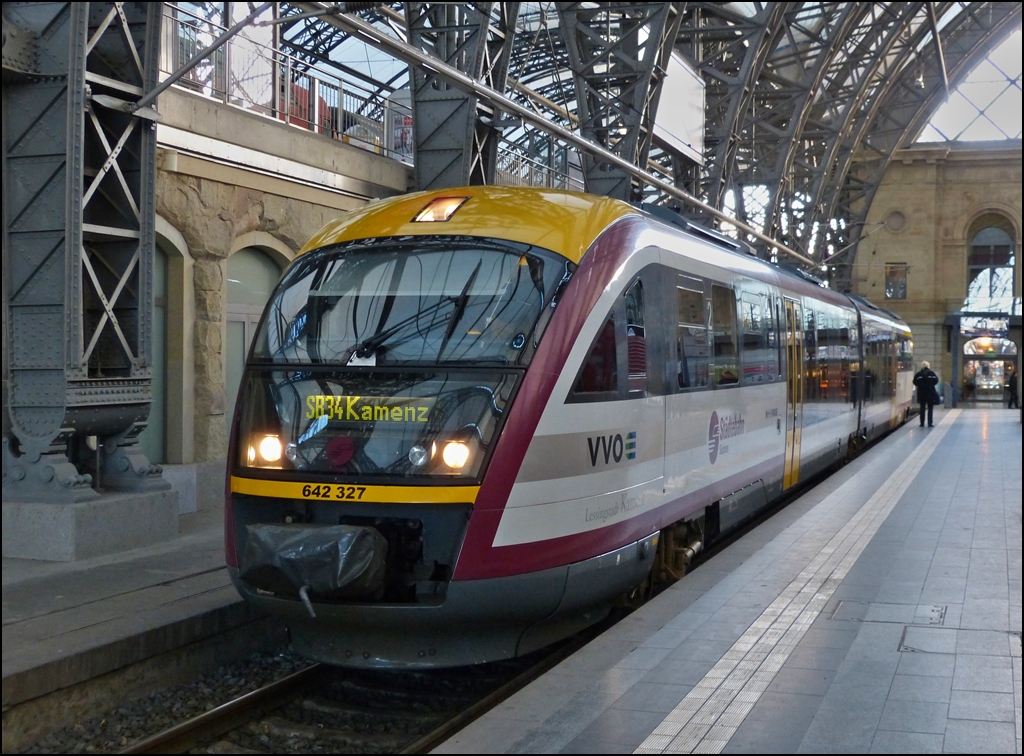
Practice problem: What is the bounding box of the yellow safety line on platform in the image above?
[635,410,962,755]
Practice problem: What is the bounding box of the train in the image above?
[225,186,913,668]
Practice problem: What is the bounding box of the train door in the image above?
[783,299,804,489]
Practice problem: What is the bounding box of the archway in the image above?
[137,217,195,464]
[225,247,284,421]
[962,336,1018,402]
[137,245,168,463]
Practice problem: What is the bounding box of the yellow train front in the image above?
[226,187,644,668]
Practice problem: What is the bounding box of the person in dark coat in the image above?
[1007,365,1020,410]
[913,361,940,427]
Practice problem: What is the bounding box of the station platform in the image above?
[1,499,286,751]
[436,408,1022,755]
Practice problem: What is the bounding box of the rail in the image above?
[115,639,591,755]
[119,664,324,754]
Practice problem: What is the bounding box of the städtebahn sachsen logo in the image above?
[709,411,745,464]
[708,411,722,464]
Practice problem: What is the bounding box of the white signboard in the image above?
[654,55,705,165]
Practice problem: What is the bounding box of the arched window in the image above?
[967,225,1015,310]
[963,337,1018,356]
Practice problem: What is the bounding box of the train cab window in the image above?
[624,280,647,393]
[574,315,618,394]
[676,283,709,390]
[711,285,739,386]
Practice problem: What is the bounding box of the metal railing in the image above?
[159,5,582,189]
[495,146,585,191]
[160,6,413,162]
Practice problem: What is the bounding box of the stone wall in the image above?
[851,141,1022,384]
[155,171,357,461]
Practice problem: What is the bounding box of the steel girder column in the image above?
[791,2,938,264]
[3,2,165,503]
[681,3,794,220]
[558,2,678,201]
[405,2,519,190]
[750,3,865,251]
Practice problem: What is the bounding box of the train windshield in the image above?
[252,237,573,367]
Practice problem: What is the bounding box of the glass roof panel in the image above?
[918,28,1022,142]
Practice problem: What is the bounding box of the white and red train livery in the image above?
[226,187,913,667]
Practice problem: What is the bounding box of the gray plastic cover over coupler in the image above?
[239,524,388,599]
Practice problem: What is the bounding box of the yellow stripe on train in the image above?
[230,476,479,504]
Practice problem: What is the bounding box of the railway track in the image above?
[118,448,877,755]
[119,631,594,755]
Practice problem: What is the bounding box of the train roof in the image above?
[300,187,908,331]
[846,293,912,332]
[298,186,635,263]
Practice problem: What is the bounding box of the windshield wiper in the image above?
[344,296,456,362]
[438,261,482,358]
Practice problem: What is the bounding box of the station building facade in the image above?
[850,140,1022,404]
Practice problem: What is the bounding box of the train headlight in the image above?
[258,435,283,463]
[442,441,470,469]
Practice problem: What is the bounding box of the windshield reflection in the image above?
[254,237,573,367]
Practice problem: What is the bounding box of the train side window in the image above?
[818,311,831,402]
[624,280,647,393]
[840,315,853,404]
[741,296,768,385]
[764,295,778,381]
[711,285,739,386]
[574,315,619,394]
[677,284,708,390]
[804,308,819,402]
[899,338,913,372]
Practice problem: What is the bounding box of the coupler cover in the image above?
[239,524,388,599]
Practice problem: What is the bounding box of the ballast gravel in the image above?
[20,649,309,754]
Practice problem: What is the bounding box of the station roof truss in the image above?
[277,2,1020,283]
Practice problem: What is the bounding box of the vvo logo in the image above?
[587,431,637,466]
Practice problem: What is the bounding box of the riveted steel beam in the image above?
[685,2,795,214]
[558,2,677,200]
[670,1,1017,277]
[790,2,938,263]
[404,2,520,190]
[3,2,166,502]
